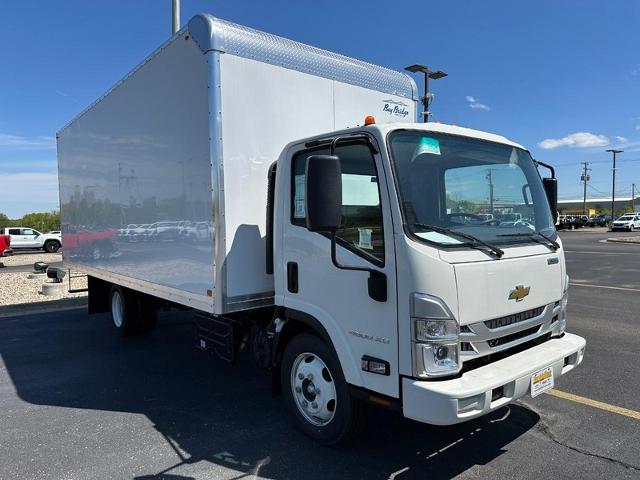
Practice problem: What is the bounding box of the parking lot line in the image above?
[568,282,640,293]
[547,389,640,420]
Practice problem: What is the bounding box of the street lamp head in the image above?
[404,65,448,79]
[428,70,448,79]
[606,149,624,154]
[405,64,429,73]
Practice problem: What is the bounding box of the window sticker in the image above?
[358,228,373,250]
[415,231,463,245]
[412,137,441,157]
[294,175,305,218]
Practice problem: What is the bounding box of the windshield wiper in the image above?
[414,223,504,258]
[497,231,560,251]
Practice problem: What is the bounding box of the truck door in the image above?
[21,229,41,248]
[282,138,399,398]
[8,228,25,248]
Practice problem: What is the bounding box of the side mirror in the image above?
[543,177,558,222]
[305,155,342,232]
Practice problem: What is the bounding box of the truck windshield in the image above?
[388,130,556,247]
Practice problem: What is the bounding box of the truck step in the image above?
[194,313,239,363]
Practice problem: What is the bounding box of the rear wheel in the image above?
[44,240,60,253]
[281,333,364,445]
[109,285,157,336]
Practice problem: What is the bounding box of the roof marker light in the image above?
[364,115,376,126]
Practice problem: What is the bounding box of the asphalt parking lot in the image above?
[0,230,639,479]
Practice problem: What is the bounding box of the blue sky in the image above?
[1,0,639,217]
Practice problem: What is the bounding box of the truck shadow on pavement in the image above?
[0,309,540,480]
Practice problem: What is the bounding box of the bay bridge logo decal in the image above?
[382,99,410,117]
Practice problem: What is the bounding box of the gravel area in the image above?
[0,252,87,307]
[1,251,62,267]
[0,272,87,306]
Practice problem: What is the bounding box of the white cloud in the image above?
[0,172,59,218]
[615,136,628,143]
[465,95,491,111]
[538,132,609,150]
[0,133,55,150]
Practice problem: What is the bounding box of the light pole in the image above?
[404,65,448,122]
[606,149,623,221]
[172,0,180,34]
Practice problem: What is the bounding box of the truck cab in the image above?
[271,121,585,438]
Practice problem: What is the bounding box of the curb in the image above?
[0,297,87,318]
[606,237,640,244]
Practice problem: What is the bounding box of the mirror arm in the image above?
[330,234,387,302]
[534,159,555,179]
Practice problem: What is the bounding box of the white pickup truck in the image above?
[0,227,62,253]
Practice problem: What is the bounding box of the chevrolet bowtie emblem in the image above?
[509,285,530,302]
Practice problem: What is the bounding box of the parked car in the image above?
[610,215,640,232]
[557,215,581,230]
[0,227,62,252]
[589,215,611,227]
[0,233,12,257]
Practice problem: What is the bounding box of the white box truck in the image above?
[57,13,586,444]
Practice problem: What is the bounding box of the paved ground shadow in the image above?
[0,309,540,479]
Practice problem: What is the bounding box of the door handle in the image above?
[287,262,298,293]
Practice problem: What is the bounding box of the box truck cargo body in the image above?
[57,14,416,314]
[58,14,585,444]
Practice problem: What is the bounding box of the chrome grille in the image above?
[487,326,540,347]
[460,302,561,363]
[484,306,545,330]
[460,342,474,352]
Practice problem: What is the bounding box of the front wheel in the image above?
[630,225,635,232]
[281,333,365,445]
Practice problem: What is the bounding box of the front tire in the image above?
[281,333,364,445]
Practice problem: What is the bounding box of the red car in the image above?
[0,233,12,257]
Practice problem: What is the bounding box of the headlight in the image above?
[411,294,460,378]
[557,275,569,334]
[415,318,458,341]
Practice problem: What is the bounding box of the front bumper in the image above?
[402,332,586,425]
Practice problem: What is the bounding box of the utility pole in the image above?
[606,149,623,222]
[404,65,448,122]
[172,0,180,34]
[486,168,494,215]
[633,183,636,212]
[580,161,590,216]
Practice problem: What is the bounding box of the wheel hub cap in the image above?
[291,353,337,426]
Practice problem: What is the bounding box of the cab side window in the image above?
[292,141,385,265]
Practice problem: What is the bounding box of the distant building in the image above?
[558,196,640,216]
